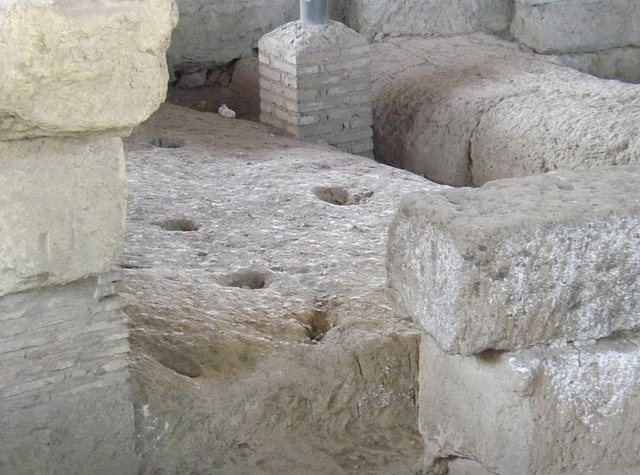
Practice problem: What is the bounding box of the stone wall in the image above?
[387,164,640,473]
[0,1,176,472]
[511,0,640,83]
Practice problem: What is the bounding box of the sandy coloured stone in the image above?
[387,164,640,355]
[420,332,640,474]
[0,138,127,297]
[0,0,177,140]
[511,0,640,54]
[372,34,640,186]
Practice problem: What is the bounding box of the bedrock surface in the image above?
[122,104,441,474]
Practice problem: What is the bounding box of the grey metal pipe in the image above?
[300,0,328,25]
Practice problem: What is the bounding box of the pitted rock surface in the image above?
[122,104,439,474]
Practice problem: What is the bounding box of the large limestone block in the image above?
[556,47,640,84]
[0,138,127,297]
[387,164,640,356]
[168,0,298,68]
[372,34,640,186]
[511,0,640,54]
[337,0,512,41]
[0,0,177,140]
[420,333,640,474]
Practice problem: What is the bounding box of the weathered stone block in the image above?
[556,46,640,84]
[511,0,640,54]
[420,332,640,474]
[0,272,136,475]
[372,34,640,186]
[387,164,640,355]
[339,0,513,41]
[0,138,127,297]
[0,0,177,140]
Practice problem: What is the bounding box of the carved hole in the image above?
[154,218,199,232]
[292,308,334,342]
[313,186,374,206]
[157,348,204,378]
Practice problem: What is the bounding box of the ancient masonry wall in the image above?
[259,20,374,157]
[0,273,134,473]
[387,164,640,474]
[0,1,177,473]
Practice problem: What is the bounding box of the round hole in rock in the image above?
[218,269,271,290]
[313,186,373,205]
[154,218,199,232]
[147,135,184,149]
[157,348,204,378]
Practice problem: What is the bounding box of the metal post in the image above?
[300,0,328,25]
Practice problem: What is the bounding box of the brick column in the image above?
[258,20,374,158]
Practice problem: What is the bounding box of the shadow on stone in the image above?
[157,348,204,378]
[218,269,272,290]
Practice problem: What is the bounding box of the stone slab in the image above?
[0,0,177,140]
[371,34,640,186]
[0,272,136,475]
[336,0,513,41]
[0,138,127,297]
[420,332,640,474]
[387,164,640,355]
[121,104,436,474]
[512,0,640,54]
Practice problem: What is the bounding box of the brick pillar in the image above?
[258,20,374,158]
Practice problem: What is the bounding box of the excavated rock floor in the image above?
[121,104,441,474]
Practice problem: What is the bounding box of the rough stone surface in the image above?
[556,46,640,84]
[420,332,640,474]
[168,0,299,69]
[336,0,513,41]
[122,104,438,474]
[259,21,373,157]
[387,165,640,356]
[372,34,640,186]
[0,137,127,298]
[0,272,136,475]
[0,0,177,140]
[511,0,640,54]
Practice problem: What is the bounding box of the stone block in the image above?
[0,138,127,297]
[0,272,136,474]
[168,0,299,67]
[420,332,640,474]
[387,164,640,355]
[341,0,513,41]
[0,0,177,140]
[372,34,640,186]
[511,0,640,54]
